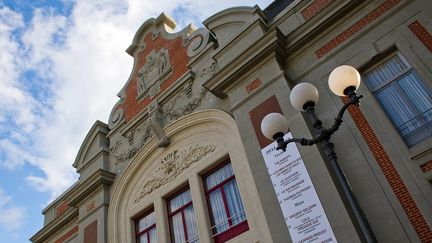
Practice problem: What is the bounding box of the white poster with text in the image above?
[261,132,337,243]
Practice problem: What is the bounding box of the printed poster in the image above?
[261,132,337,243]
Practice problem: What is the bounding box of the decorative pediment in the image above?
[107,12,218,132]
[73,121,109,173]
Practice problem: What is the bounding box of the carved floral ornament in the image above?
[134,144,216,204]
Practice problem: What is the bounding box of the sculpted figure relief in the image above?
[137,47,171,98]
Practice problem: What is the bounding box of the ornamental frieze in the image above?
[134,144,216,204]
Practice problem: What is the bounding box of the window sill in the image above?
[410,138,432,160]
[213,221,249,243]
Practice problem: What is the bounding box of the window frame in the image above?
[203,161,249,243]
[362,52,432,147]
[135,209,157,243]
[167,187,199,243]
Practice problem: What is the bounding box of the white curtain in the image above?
[138,212,155,232]
[206,163,246,234]
[205,164,233,189]
[169,190,192,212]
[149,228,157,243]
[169,189,199,243]
[171,213,185,243]
[139,227,157,243]
[224,180,246,225]
[139,234,149,243]
[185,206,199,242]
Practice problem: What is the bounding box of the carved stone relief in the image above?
[109,87,208,166]
[149,103,170,147]
[162,88,208,123]
[137,47,172,99]
[134,144,216,204]
[109,120,152,165]
[200,61,218,79]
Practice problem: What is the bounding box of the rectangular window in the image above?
[204,162,248,243]
[168,188,199,243]
[136,210,157,243]
[363,54,432,146]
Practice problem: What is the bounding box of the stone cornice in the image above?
[30,207,78,243]
[69,169,116,207]
[203,27,285,98]
[284,0,366,55]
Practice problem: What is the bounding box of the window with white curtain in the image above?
[168,188,199,243]
[363,53,432,147]
[136,210,157,243]
[204,162,249,243]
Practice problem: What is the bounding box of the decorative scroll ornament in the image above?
[137,47,172,98]
[134,144,216,204]
[187,28,216,57]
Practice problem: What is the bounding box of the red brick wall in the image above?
[301,0,333,20]
[117,33,189,122]
[409,20,432,53]
[55,226,78,243]
[248,95,283,148]
[420,161,432,173]
[84,220,98,243]
[56,201,69,216]
[343,98,432,242]
[315,0,402,58]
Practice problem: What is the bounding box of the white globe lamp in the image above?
[290,83,319,111]
[328,65,361,96]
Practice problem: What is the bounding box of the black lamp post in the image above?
[260,65,377,243]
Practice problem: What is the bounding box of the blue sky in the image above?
[0,0,273,242]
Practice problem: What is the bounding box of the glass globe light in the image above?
[289,83,319,111]
[261,113,289,140]
[328,65,361,96]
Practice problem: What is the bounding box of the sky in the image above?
[0,0,274,242]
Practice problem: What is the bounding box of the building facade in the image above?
[31,0,432,242]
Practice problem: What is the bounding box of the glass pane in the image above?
[375,85,416,127]
[171,213,186,243]
[149,228,157,243]
[139,211,155,232]
[139,233,148,243]
[398,71,432,113]
[184,206,199,243]
[205,164,234,189]
[169,189,192,213]
[364,55,408,91]
[209,189,228,234]
[224,180,246,226]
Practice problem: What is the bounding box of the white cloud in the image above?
[0,188,26,232]
[0,0,273,202]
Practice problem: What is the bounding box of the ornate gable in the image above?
[107,12,217,168]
